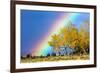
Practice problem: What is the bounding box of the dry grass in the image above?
[21,54,89,63]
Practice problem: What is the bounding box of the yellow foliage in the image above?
[48,21,89,54]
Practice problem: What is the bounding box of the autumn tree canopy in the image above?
[48,21,89,55]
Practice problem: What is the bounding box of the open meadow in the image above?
[21,54,89,63]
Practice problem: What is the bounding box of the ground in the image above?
[21,54,89,63]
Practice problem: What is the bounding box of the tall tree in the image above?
[69,26,79,49]
[48,34,61,55]
[79,27,89,54]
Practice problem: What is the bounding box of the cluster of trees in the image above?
[21,53,57,59]
[21,54,44,59]
[48,21,89,55]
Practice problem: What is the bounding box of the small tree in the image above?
[26,54,31,58]
[47,53,50,57]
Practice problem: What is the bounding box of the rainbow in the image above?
[31,13,80,56]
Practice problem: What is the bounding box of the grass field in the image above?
[21,54,89,63]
